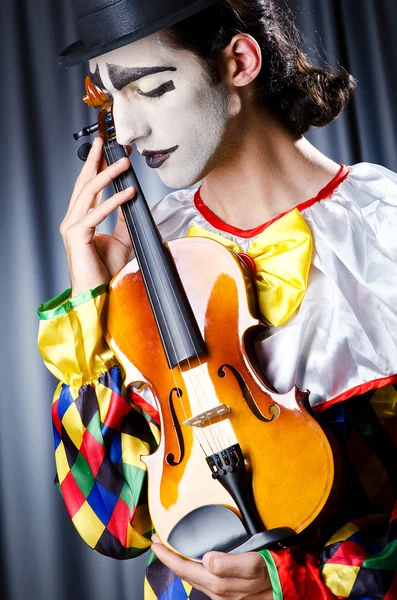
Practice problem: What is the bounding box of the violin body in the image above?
[104,236,336,560]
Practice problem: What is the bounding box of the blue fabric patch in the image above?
[158,577,188,600]
[52,421,61,450]
[57,385,74,420]
[87,482,119,525]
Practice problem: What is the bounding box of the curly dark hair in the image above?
[164,0,357,136]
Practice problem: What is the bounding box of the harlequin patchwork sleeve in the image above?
[38,284,160,559]
[258,385,397,600]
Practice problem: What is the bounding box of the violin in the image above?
[75,76,338,561]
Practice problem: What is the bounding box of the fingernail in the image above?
[117,157,127,163]
[93,137,100,146]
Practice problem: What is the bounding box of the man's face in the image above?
[90,34,231,188]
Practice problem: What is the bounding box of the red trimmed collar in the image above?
[194,164,350,239]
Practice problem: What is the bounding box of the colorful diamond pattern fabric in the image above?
[52,365,158,560]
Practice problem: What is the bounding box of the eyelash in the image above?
[138,80,175,98]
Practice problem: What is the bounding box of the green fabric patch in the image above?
[71,453,95,498]
[362,540,397,570]
[258,549,283,600]
[119,481,134,508]
[37,282,108,320]
[87,414,104,445]
[123,463,147,506]
[147,549,158,566]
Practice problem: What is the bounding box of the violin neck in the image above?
[103,140,206,369]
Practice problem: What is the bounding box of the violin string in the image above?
[106,139,206,452]
[105,120,230,454]
[106,134,227,455]
[102,104,230,453]
[113,144,223,455]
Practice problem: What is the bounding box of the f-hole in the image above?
[166,387,185,466]
[218,365,280,422]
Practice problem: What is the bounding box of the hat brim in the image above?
[57,0,219,67]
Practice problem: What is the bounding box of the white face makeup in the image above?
[89,34,231,188]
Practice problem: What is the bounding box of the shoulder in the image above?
[303,162,397,261]
[339,162,397,209]
[151,188,198,241]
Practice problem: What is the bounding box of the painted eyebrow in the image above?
[90,64,106,91]
[106,64,177,91]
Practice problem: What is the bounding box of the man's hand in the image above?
[151,535,273,600]
[60,137,135,297]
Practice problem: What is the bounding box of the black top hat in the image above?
[58,0,219,67]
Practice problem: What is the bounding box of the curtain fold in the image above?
[1,1,396,599]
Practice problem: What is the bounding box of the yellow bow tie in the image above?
[186,208,312,327]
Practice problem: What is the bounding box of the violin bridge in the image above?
[183,404,231,427]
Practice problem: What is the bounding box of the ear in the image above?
[221,33,262,89]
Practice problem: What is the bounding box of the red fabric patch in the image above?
[391,503,397,522]
[194,165,350,239]
[314,374,397,412]
[52,399,62,436]
[103,391,132,430]
[60,471,86,518]
[107,498,130,546]
[127,388,160,424]
[327,540,367,566]
[80,429,106,478]
[270,547,337,599]
[239,253,257,275]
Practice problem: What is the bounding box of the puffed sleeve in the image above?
[38,285,160,559]
[259,383,397,598]
[259,506,397,599]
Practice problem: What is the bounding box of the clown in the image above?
[38,1,397,599]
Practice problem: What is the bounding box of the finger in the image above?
[151,542,216,588]
[69,157,131,221]
[112,206,132,247]
[98,153,108,174]
[68,137,104,213]
[80,186,136,229]
[202,551,268,580]
[151,544,269,596]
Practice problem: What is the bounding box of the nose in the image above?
[112,94,151,146]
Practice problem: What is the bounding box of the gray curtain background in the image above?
[1,1,396,599]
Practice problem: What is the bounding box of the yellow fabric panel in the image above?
[121,432,151,467]
[55,442,70,485]
[371,385,397,422]
[186,208,312,327]
[144,578,158,600]
[321,564,360,598]
[182,580,193,596]
[149,422,161,445]
[61,403,85,450]
[133,505,153,536]
[72,502,106,547]
[126,522,152,550]
[95,379,114,424]
[38,290,119,394]
[325,522,360,546]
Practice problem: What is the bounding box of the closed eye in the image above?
[138,80,175,98]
